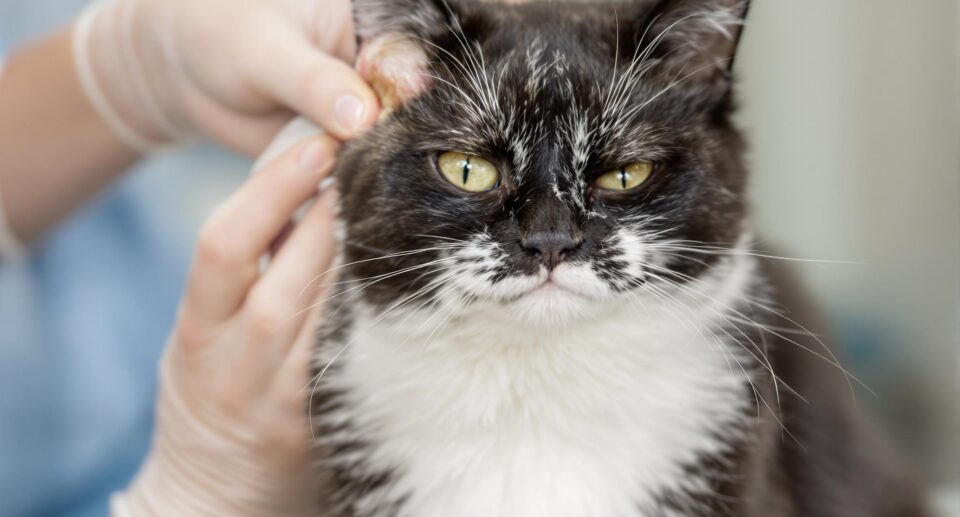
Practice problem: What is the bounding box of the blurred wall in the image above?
[735,0,960,486]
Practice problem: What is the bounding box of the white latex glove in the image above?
[73,0,379,154]
[112,131,339,517]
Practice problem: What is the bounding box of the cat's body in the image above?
[309,1,929,515]
[313,255,927,517]
[315,250,754,516]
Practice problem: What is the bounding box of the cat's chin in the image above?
[501,280,598,326]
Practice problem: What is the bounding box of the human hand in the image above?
[74,0,379,154]
[113,135,339,516]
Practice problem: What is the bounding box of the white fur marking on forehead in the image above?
[552,104,593,210]
[509,129,535,181]
[565,109,592,176]
[524,37,547,97]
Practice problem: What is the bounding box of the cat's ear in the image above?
[352,0,451,42]
[352,0,457,112]
[638,0,751,85]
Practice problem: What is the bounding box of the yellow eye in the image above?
[595,161,654,191]
[437,152,500,192]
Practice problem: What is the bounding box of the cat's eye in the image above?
[594,161,654,192]
[437,152,501,193]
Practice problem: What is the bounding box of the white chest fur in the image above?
[318,258,754,517]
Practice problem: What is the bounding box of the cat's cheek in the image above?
[610,229,650,280]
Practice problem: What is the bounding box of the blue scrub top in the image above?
[0,149,246,517]
[0,3,246,514]
[0,172,186,517]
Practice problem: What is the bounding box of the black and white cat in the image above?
[309,1,929,515]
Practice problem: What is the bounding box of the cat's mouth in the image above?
[517,279,575,299]
[505,273,591,304]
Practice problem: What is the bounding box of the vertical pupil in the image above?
[462,157,471,185]
[619,168,628,189]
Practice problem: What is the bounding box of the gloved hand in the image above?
[111,133,340,517]
[73,0,379,154]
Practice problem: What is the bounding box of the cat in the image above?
[308,0,930,515]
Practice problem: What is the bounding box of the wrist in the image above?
[121,432,321,517]
[116,358,322,517]
[73,0,192,152]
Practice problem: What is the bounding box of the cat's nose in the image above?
[521,232,582,269]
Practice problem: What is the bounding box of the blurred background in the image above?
[0,1,957,516]
[737,0,960,504]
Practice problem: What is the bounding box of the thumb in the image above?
[254,33,380,140]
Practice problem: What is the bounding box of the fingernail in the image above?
[318,177,337,192]
[334,95,366,133]
[298,140,331,171]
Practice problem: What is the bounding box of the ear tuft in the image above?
[643,0,750,84]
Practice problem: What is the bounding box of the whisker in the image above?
[291,256,459,322]
[635,277,802,444]
[641,259,871,399]
[296,244,461,298]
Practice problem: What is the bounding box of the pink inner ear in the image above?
[356,35,432,115]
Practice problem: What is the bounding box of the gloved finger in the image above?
[179,137,338,341]
[276,252,342,420]
[242,184,339,357]
[250,33,380,140]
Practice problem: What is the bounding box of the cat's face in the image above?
[335,0,750,325]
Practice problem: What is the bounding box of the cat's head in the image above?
[334,0,751,326]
